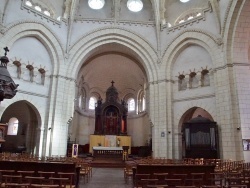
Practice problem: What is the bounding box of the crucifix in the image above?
[111,80,115,86]
[4,47,9,56]
[108,112,116,134]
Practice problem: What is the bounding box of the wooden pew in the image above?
[0,161,80,187]
[133,164,216,186]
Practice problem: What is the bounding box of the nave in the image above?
[80,168,132,188]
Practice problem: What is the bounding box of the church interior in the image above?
[0,0,250,187]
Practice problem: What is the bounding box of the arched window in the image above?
[137,90,146,113]
[78,87,86,110]
[25,1,32,6]
[7,117,19,136]
[34,5,42,12]
[44,10,51,16]
[128,98,135,111]
[78,95,82,108]
[89,97,97,110]
[142,96,146,111]
[24,0,54,18]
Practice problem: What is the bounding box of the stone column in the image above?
[213,66,243,160]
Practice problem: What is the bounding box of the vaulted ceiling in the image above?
[26,0,213,96]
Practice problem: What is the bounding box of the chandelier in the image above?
[0,47,19,101]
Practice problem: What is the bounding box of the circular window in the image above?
[127,0,143,12]
[88,0,105,10]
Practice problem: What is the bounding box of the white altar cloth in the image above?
[93,146,123,151]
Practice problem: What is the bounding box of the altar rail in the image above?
[93,147,123,159]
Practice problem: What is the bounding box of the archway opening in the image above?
[178,107,217,159]
[0,101,41,155]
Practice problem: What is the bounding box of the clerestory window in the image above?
[89,97,97,110]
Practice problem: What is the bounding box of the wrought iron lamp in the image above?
[0,47,19,101]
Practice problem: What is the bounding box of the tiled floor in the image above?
[78,167,133,188]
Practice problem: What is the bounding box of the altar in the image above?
[89,82,132,158]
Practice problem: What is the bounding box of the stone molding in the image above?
[174,94,215,103]
[17,89,48,98]
[149,79,174,85]
[50,74,75,82]
[213,62,250,72]
[75,17,155,27]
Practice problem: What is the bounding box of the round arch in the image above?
[162,30,223,78]
[177,106,215,159]
[0,100,42,155]
[66,27,159,83]
[0,21,65,75]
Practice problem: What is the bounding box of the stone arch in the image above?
[177,107,216,158]
[67,27,159,84]
[174,104,216,159]
[120,88,137,99]
[0,99,42,155]
[162,30,223,79]
[175,102,216,132]
[0,95,45,123]
[0,21,64,75]
[230,1,250,64]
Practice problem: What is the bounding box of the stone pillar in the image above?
[213,66,243,160]
[149,81,168,158]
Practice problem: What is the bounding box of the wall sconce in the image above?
[237,127,241,131]
[161,132,165,137]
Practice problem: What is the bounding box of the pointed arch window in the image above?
[7,117,19,136]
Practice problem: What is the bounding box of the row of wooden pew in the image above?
[0,170,75,188]
[124,158,250,188]
[0,154,94,187]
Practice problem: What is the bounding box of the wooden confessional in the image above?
[182,115,219,159]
